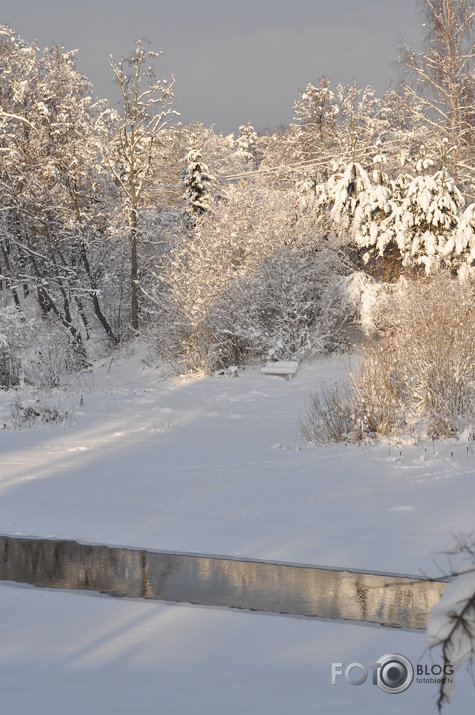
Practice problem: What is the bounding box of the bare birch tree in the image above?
[109,39,178,331]
[402,0,474,181]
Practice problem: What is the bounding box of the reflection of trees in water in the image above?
[0,537,143,596]
[355,579,369,621]
[141,552,151,598]
[145,553,188,600]
[141,551,178,599]
[182,558,445,628]
[0,536,446,628]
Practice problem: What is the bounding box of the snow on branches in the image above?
[182,148,215,219]
[234,123,260,167]
[427,533,475,712]
[454,203,475,280]
[314,144,471,279]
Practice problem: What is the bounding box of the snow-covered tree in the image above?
[378,87,430,172]
[395,146,464,273]
[109,39,178,331]
[146,123,239,211]
[294,173,335,239]
[377,159,415,280]
[0,27,120,357]
[453,203,475,279]
[336,82,382,167]
[293,75,338,163]
[182,148,214,218]
[401,0,474,182]
[330,163,371,228]
[353,151,393,276]
[235,122,260,167]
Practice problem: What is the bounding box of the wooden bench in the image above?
[261,361,299,379]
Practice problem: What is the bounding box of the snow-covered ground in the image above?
[0,351,473,713]
[0,581,473,715]
[0,353,473,573]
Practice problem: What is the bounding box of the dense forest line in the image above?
[0,0,473,389]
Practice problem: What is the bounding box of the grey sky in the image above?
[3,0,421,134]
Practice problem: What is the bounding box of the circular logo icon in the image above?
[375,653,414,694]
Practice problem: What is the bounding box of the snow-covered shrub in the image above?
[302,274,475,442]
[342,272,421,338]
[342,271,385,335]
[300,382,364,445]
[0,299,85,389]
[0,352,21,389]
[27,322,86,388]
[9,394,72,430]
[364,275,474,437]
[199,247,350,370]
[157,186,350,372]
[301,345,408,444]
[427,533,475,712]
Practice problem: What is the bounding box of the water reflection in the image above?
[0,535,446,629]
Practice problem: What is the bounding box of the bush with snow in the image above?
[302,274,475,442]
[201,247,350,370]
[0,299,86,389]
[342,271,385,335]
[156,186,350,372]
[9,393,72,430]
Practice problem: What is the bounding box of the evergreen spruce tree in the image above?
[235,123,260,167]
[396,145,464,274]
[353,151,393,277]
[182,148,214,220]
